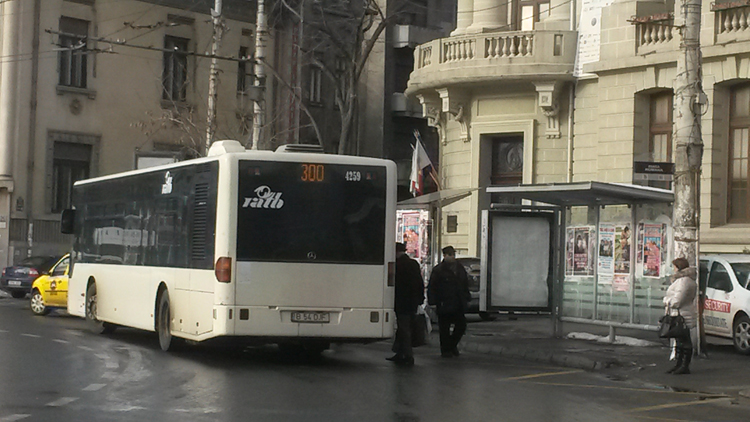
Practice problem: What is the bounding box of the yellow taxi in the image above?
[29,254,70,316]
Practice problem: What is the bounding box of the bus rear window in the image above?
[236,160,387,264]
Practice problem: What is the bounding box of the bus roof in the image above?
[74,140,394,187]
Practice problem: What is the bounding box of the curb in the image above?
[459,339,615,371]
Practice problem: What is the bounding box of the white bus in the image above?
[61,141,397,352]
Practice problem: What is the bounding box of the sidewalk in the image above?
[448,314,750,397]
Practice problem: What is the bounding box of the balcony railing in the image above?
[409,30,575,94]
[712,2,750,44]
[632,14,676,55]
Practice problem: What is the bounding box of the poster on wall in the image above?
[643,223,663,278]
[613,274,630,292]
[614,224,631,274]
[598,224,615,284]
[400,212,421,258]
[566,228,575,276]
[573,227,593,276]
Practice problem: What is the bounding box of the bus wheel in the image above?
[86,283,116,334]
[157,290,174,352]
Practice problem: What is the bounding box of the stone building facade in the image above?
[407,0,750,256]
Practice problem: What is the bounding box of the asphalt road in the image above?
[1,297,749,422]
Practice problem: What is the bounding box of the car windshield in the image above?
[19,256,55,269]
[730,262,750,289]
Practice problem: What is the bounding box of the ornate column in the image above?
[0,0,20,179]
[466,0,506,33]
[451,0,475,36]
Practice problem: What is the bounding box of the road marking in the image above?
[53,339,69,344]
[82,383,107,392]
[0,329,8,333]
[0,415,31,422]
[628,397,732,413]
[101,372,118,380]
[66,330,83,336]
[502,369,582,381]
[95,353,119,369]
[526,381,729,397]
[46,397,79,407]
[20,333,40,338]
[78,345,94,352]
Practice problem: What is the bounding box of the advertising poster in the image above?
[573,227,592,276]
[636,223,644,265]
[400,212,421,258]
[643,224,663,278]
[613,274,630,292]
[566,228,575,276]
[598,224,615,284]
[614,224,631,274]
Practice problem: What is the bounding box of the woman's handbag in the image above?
[658,309,689,339]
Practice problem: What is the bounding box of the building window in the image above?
[446,215,458,233]
[163,36,189,102]
[517,0,550,31]
[58,17,89,88]
[237,47,253,95]
[729,84,750,222]
[649,92,673,163]
[52,142,92,213]
[309,63,323,105]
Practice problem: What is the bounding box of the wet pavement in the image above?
[457,313,750,398]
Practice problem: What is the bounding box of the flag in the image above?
[410,130,436,196]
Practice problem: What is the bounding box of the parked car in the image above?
[700,254,750,355]
[29,254,70,316]
[457,257,497,321]
[0,255,61,299]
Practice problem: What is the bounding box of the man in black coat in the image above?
[428,245,470,358]
[387,242,425,366]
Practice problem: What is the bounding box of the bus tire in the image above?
[156,289,174,352]
[86,283,116,334]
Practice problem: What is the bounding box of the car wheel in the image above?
[11,291,26,299]
[29,289,49,316]
[733,314,750,355]
[86,283,116,335]
[156,289,174,352]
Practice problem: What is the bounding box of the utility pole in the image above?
[251,0,267,150]
[206,0,224,155]
[672,0,705,352]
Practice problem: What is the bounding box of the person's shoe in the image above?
[673,351,692,375]
[451,347,460,357]
[386,354,403,362]
[396,356,415,366]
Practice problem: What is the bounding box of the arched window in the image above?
[729,84,750,222]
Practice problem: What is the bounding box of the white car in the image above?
[700,254,750,354]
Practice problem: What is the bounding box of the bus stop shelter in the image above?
[482,182,674,338]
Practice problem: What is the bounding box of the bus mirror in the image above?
[60,209,76,234]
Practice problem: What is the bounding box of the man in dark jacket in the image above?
[387,242,425,366]
[428,245,470,358]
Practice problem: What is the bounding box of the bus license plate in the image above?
[291,311,330,323]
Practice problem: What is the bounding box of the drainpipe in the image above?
[567,83,575,183]
[26,0,42,257]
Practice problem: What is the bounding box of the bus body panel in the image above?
[66,145,397,345]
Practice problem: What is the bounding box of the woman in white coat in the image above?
[663,257,697,375]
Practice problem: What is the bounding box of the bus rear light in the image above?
[215,257,232,283]
[387,262,395,287]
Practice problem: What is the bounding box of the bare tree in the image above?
[275,0,411,154]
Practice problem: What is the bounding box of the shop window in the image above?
[729,84,750,222]
[58,17,89,88]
